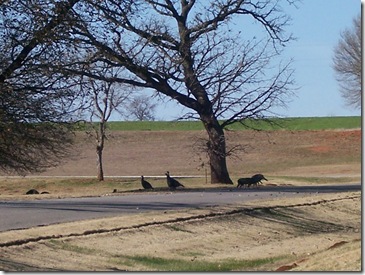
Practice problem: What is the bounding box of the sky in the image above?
[276,0,361,118]
[115,0,362,121]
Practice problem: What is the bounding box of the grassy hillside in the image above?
[105,116,361,131]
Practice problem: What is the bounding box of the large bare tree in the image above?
[333,14,361,109]
[0,0,82,174]
[63,0,296,184]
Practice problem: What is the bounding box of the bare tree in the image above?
[84,67,131,181]
[333,14,361,109]
[62,0,296,184]
[126,95,157,121]
[0,0,81,174]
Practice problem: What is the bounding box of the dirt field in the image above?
[0,129,361,271]
[23,129,360,178]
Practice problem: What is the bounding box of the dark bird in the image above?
[237,174,268,188]
[141,175,153,189]
[251,174,268,186]
[165,171,184,190]
[25,189,39,195]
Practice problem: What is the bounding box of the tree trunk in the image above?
[96,144,104,181]
[201,114,233,184]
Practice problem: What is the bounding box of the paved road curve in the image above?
[0,184,360,232]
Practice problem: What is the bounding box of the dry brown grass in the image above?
[0,192,361,271]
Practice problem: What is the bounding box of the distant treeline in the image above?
[77,116,361,131]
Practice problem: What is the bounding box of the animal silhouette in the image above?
[141,175,153,189]
[251,174,268,187]
[25,189,39,194]
[165,171,185,190]
[237,174,267,188]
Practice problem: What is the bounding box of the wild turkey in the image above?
[26,189,39,194]
[237,177,253,188]
[251,174,267,186]
[237,174,267,188]
[165,171,184,190]
[141,175,153,189]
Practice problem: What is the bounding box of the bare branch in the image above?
[0,0,80,83]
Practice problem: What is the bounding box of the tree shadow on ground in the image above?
[244,206,355,234]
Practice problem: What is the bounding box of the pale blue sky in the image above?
[116,0,362,121]
[277,0,361,118]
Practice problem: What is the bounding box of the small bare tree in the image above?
[85,67,131,181]
[333,14,361,109]
[126,95,157,121]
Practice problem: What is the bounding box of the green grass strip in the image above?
[123,255,285,271]
[96,116,361,131]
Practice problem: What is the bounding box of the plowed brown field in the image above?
[33,129,361,178]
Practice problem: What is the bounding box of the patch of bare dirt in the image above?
[25,129,360,178]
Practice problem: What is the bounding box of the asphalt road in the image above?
[0,184,360,232]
